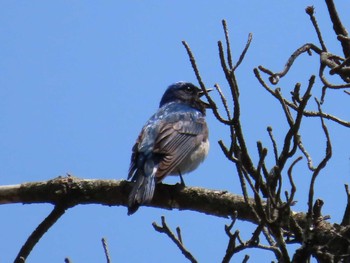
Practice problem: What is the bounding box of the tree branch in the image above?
[325,0,350,58]
[254,67,350,127]
[14,204,68,263]
[102,238,112,263]
[341,184,350,226]
[0,176,310,229]
[152,216,197,263]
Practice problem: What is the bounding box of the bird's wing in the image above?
[152,113,208,180]
[128,141,140,180]
[128,121,160,180]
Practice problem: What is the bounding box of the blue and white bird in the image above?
[127,82,210,215]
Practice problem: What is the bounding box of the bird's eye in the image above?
[185,86,193,93]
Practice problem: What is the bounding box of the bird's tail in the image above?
[127,170,156,215]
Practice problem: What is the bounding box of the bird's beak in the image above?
[198,88,213,97]
[199,88,213,108]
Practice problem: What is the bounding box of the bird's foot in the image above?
[179,172,186,187]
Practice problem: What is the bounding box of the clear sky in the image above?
[1,1,349,262]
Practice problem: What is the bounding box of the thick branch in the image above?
[8,176,350,261]
[0,176,307,229]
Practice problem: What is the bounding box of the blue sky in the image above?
[1,1,349,262]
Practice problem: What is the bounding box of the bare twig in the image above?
[233,33,253,71]
[284,156,302,207]
[222,215,267,263]
[255,143,270,195]
[278,76,314,170]
[305,6,327,51]
[214,83,237,157]
[217,22,257,178]
[319,63,350,88]
[341,184,350,226]
[262,227,276,247]
[298,138,316,171]
[242,255,250,263]
[14,205,68,263]
[222,211,240,263]
[102,238,112,263]
[258,43,322,85]
[254,68,350,127]
[256,142,268,178]
[267,127,279,164]
[224,221,284,262]
[291,83,302,105]
[222,20,233,69]
[214,83,232,120]
[182,41,231,125]
[218,139,239,163]
[152,216,197,263]
[174,227,182,244]
[236,163,253,205]
[324,0,350,57]
[329,56,350,76]
[307,99,332,220]
[217,40,242,119]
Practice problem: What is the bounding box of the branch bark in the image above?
[0,176,307,229]
[8,176,343,262]
[325,0,350,58]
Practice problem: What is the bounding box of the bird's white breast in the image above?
[171,139,209,175]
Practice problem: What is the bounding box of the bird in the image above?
[127,81,211,215]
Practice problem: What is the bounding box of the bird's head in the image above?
[159,82,211,114]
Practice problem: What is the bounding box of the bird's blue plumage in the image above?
[127,82,210,215]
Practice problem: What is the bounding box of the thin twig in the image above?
[305,6,327,51]
[324,0,350,57]
[262,227,276,247]
[236,163,252,205]
[320,85,327,104]
[218,140,239,163]
[182,41,231,125]
[258,43,322,85]
[291,83,301,105]
[341,184,350,226]
[14,205,68,263]
[307,99,333,220]
[222,20,233,69]
[277,76,314,170]
[102,238,112,263]
[284,156,302,207]
[329,56,350,75]
[319,62,350,88]
[222,212,239,263]
[267,127,279,164]
[224,223,283,262]
[218,40,239,100]
[214,83,232,120]
[176,227,183,244]
[218,29,257,178]
[254,68,350,127]
[298,138,316,171]
[214,83,237,156]
[152,216,197,263]
[233,33,253,71]
[242,255,250,263]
